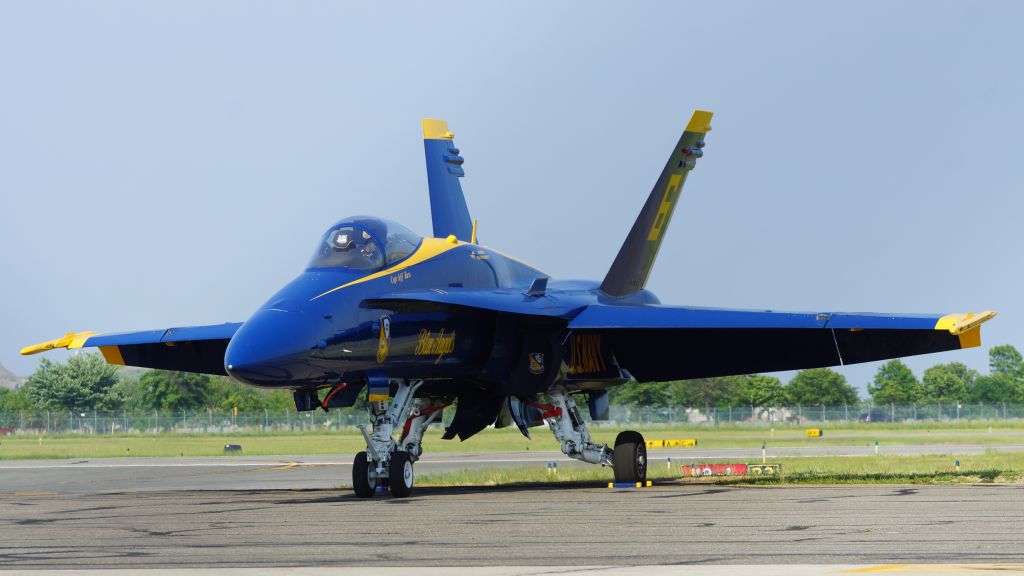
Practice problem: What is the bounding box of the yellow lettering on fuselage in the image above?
[415,329,456,363]
[568,334,605,376]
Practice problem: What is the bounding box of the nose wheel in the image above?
[389,451,414,497]
[352,451,377,498]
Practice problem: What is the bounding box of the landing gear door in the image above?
[504,331,561,396]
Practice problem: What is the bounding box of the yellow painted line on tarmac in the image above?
[840,565,1024,574]
[841,566,912,574]
[267,463,300,471]
[262,462,336,472]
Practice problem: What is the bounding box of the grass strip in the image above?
[417,452,1024,487]
[4,422,1024,460]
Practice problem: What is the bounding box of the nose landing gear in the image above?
[353,379,442,498]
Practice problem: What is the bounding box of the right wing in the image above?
[567,305,995,382]
[21,322,242,375]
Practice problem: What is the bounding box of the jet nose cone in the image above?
[225,309,316,387]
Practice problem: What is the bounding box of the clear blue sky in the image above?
[1,1,1020,396]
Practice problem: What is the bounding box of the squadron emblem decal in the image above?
[528,352,545,375]
[376,316,391,364]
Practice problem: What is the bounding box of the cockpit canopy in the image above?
[308,217,421,271]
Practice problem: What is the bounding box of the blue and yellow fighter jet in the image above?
[22,111,995,497]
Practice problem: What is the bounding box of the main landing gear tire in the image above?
[389,451,415,498]
[352,451,376,498]
[613,430,647,483]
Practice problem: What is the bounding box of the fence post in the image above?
[891,403,895,422]
[844,404,848,421]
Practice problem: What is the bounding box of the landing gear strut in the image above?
[353,379,442,498]
[543,387,646,483]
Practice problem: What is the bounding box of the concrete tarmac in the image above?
[4,446,1024,571]
[2,484,1024,569]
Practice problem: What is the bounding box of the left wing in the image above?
[567,305,996,382]
[21,323,242,375]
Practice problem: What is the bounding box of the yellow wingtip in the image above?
[685,110,714,133]
[934,310,997,336]
[20,331,96,356]
[422,118,454,140]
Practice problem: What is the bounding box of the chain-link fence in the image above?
[609,402,1024,425]
[0,408,375,435]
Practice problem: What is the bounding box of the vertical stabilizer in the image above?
[600,110,713,297]
[423,119,473,241]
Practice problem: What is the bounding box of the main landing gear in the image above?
[543,387,647,483]
[352,380,444,498]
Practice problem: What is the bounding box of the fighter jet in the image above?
[22,111,995,497]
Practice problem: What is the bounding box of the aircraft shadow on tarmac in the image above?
[270,482,736,505]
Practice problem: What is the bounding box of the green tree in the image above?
[610,381,671,408]
[139,370,211,411]
[669,376,745,408]
[207,377,295,412]
[786,368,859,405]
[0,387,32,411]
[106,375,147,411]
[868,360,921,404]
[23,354,120,411]
[966,346,1024,403]
[989,345,1024,378]
[740,374,786,407]
[970,373,1018,403]
[921,364,970,403]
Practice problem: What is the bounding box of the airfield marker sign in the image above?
[645,439,697,448]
